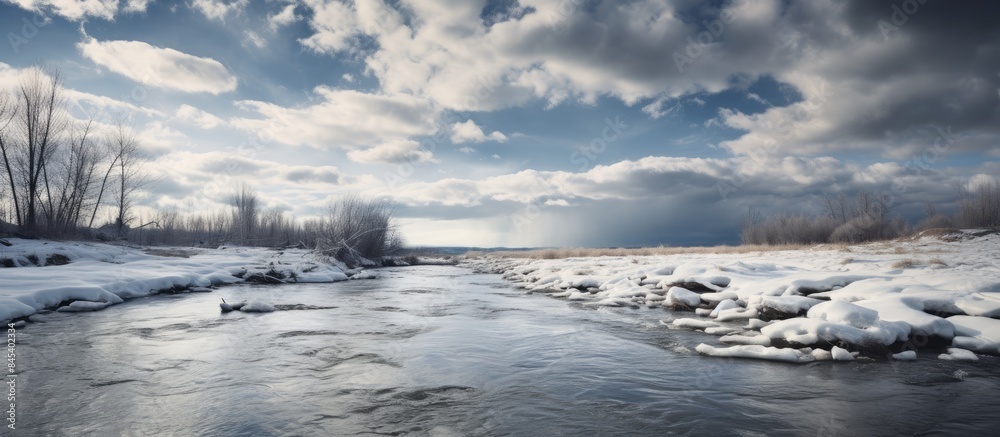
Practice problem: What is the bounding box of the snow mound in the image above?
[695,343,815,364]
[666,287,701,306]
[710,299,741,318]
[672,318,720,330]
[948,315,1000,354]
[720,334,771,346]
[938,348,979,361]
[831,346,854,361]
[955,292,1000,318]
[56,300,114,312]
[465,230,1000,362]
[350,270,379,280]
[893,350,917,361]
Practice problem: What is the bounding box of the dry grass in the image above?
[891,258,919,269]
[466,243,846,260]
[928,257,948,267]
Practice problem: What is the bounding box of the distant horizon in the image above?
[1,0,998,247]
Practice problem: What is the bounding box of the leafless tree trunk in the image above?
[229,183,260,245]
[0,93,20,227]
[15,68,67,235]
[105,122,147,237]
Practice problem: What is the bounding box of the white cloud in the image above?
[450,120,507,144]
[229,86,437,149]
[174,104,225,129]
[458,147,475,154]
[124,0,152,13]
[77,38,238,95]
[346,140,436,164]
[642,97,682,119]
[268,2,300,30]
[5,0,118,20]
[189,0,247,21]
[243,30,267,49]
[342,73,355,82]
[746,92,769,105]
[284,0,1000,160]
[0,62,162,126]
[967,174,997,192]
[388,154,970,209]
[298,0,363,53]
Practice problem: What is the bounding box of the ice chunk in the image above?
[892,350,917,361]
[746,318,772,329]
[56,300,112,312]
[695,343,815,363]
[350,270,379,280]
[720,334,771,346]
[240,301,275,313]
[710,299,740,318]
[955,291,1000,318]
[751,295,822,315]
[948,315,1000,355]
[705,326,740,335]
[666,287,701,306]
[761,317,908,347]
[831,346,854,361]
[807,300,880,328]
[938,348,979,361]
[672,318,720,330]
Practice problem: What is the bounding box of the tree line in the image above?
[0,66,403,262]
[741,183,1000,245]
[0,68,146,239]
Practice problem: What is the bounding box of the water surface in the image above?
[16,266,1000,435]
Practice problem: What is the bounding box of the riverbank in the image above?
[462,229,1000,363]
[0,239,359,324]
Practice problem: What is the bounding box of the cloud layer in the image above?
[78,38,239,95]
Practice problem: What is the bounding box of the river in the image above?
[13,265,1000,436]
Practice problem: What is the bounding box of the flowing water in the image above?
[13,266,1000,436]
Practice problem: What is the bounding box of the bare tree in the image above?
[229,183,260,245]
[11,68,68,234]
[959,179,1000,228]
[44,119,102,234]
[106,122,147,237]
[0,92,19,227]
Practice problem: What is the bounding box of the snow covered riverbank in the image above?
[463,230,1000,363]
[0,239,354,323]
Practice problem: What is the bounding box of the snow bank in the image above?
[0,239,351,323]
[465,229,1000,363]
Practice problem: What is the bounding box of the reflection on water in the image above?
[16,266,1000,435]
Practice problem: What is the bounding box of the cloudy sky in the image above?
[1,0,997,247]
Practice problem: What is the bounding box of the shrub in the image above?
[317,194,399,264]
